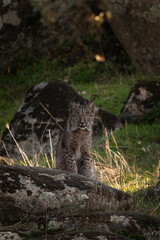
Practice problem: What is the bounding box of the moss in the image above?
[120,230,145,240]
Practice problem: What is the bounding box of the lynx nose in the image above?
[79,114,86,129]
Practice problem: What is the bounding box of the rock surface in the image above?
[0,165,159,240]
[120,80,160,123]
[0,165,131,222]
[106,0,160,73]
[0,79,121,160]
[0,0,50,71]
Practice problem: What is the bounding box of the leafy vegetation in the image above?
[0,59,159,215]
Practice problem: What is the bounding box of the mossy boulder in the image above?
[0,0,42,70]
[120,80,160,123]
[0,79,121,160]
[0,165,132,223]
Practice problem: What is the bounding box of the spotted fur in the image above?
[56,101,98,180]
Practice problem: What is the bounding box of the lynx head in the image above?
[68,101,98,132]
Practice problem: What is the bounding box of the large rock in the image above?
[0,79,121,160]
[106,0,160,73]
[0,0,65,71]
[0,165,159,240]
[0,0,39,70]
[120,80,160,123]
[0,165,132,223]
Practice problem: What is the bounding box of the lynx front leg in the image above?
[64,148,78,174]
[79,150,97,180]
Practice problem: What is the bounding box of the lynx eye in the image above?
[85,110,90,114]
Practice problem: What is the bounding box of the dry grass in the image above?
[1,119,159,214]
[94,127,159,195]
[0,123,56,168]
[94,128,131,188]
[1,123,159,192]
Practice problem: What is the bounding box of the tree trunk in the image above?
[106,0,160,74]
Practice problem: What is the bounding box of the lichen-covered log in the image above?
[0,165,131,225]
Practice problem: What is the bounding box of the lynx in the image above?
[56,101,98,180]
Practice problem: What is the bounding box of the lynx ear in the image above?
[87,100,94,107]
[69,101,79,112]
[87,100,99,113]
[95,105,99,113]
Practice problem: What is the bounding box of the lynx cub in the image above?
[56,101,97,180]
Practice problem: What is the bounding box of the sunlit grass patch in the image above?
[94,121,160,214]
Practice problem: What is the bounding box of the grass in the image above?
[0,59,160,214]
[93,125,160,214]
